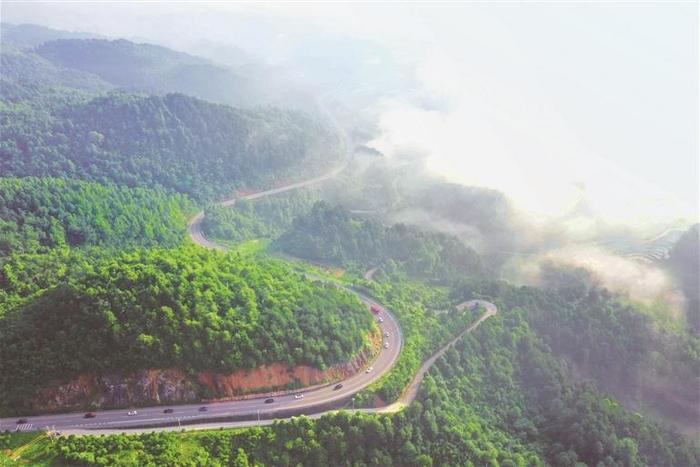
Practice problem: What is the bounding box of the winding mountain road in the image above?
[0,164,497,434]
[1,115,496,436]
[187,159,348,251]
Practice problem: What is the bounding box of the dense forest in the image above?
[202,190,319,245]
[454,268,700,436]
[0,246,374,413]
[0,177,194,255]
[277,202,486,281]
[0,248,91,317]
[1,92,342,201]
[418,308,699,467]
[7,296,697,466]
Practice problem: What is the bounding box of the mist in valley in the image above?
[6,1,697,324]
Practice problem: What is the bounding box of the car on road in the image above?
[377,317,384,323]
[16,418,27,424]
[163,408,174,414]
[84,412,96,418]
[333,383,343,390]
[264,398,274,404]
[365,366,373,373]
[384,332,390,337]
[198,406,208,412]
[294,393,304,399]
[127,410,138,416]
[384,342,389,349]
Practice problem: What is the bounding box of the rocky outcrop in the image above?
[200,343,378,400]
[32,369,198,412]
[31,330,380,412]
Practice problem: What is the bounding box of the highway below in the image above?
[0,162,497,434]
[1,107,496,434]
[1,156,401,434]
[0,292,401,434]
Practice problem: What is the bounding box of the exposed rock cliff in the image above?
[33,369,198,412]
[31,330,380,412]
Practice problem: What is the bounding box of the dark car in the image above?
[163,408,174,414]
[264,398,274,404]
[198,406,208,412]
[84,412,96,418]
[16,418,27,424]
[333,383,343,390]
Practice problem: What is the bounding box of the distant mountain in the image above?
[1,26,341,200]
[0,22,101,49]
[33,38,256,107]
[1,47,111,100]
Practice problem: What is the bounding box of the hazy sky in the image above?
[4,2,698,230]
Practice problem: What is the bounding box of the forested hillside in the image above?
[33,38,256,107]
[0,177,194,255]
[0,248,89,317]
[1,92,342,200]
[0,246,374,413]
[202,190,319,244]
[455,270,700,436]
[8,294,697,466]
[418,309,699,466]
[277,201,486,280]
[0,48,110,101]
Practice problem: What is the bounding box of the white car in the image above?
[294,393,304,399]
[384,342,389,349]
[365,366,373,373]
[378,317,384,323]
[127,410,138,416]
[384,332,390,337]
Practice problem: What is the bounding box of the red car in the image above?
[84,412,96,418]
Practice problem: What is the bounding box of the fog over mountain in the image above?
[7,3,695,224]
[5,2,696,322]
